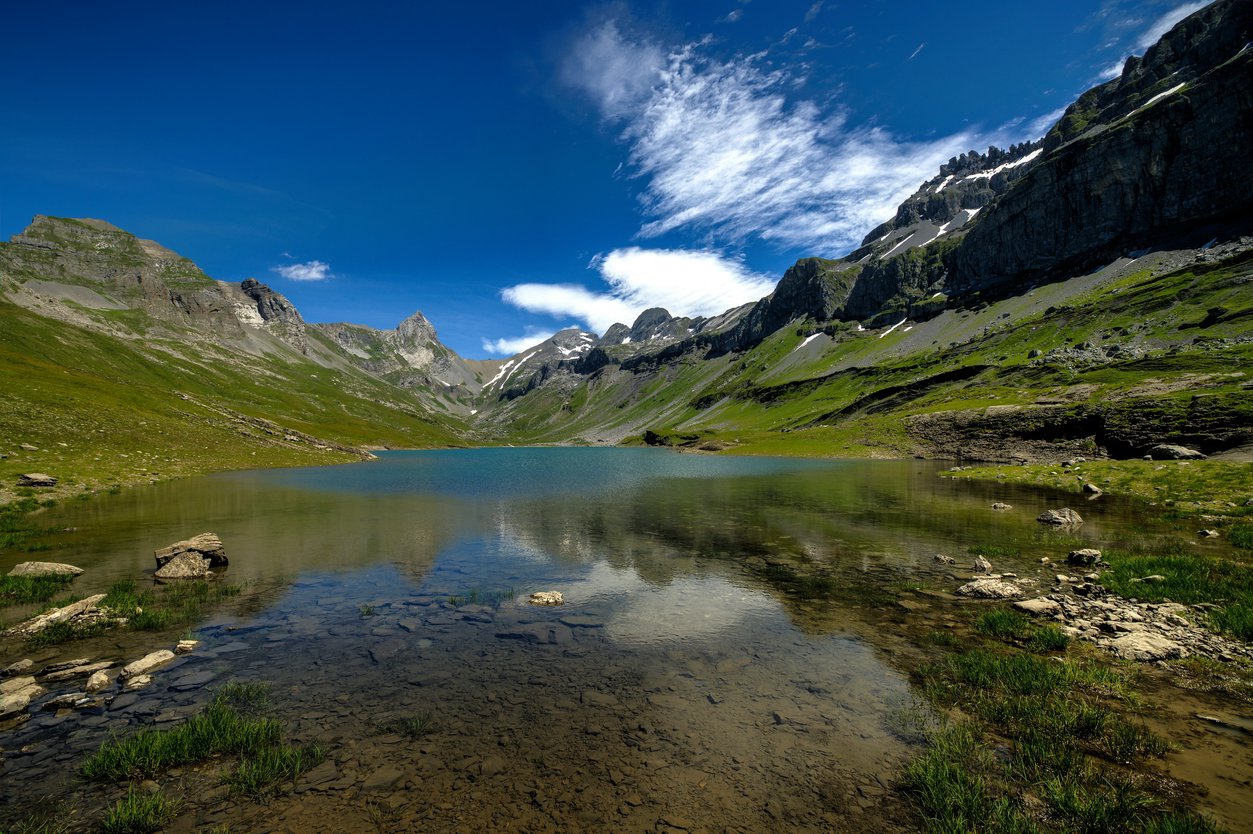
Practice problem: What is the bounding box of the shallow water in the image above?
[1,449,1246,832]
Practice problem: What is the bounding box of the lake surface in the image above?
[0,449,1244,832]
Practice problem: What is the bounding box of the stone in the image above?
[1014,598,1061,615]
[1038,508,1083,526]
[41,660,112,683]
[1197,529,1219,538]
[0,676,38,696]
[1067,549,1103,566]
[528,591,564,606]
[1148,444,1206,460]
[85,670,112,693]
[1082,483,1102,495]
[7,561,83,577]
[4,658,34,676]
[19,443,38,451]
[1109,632,1187,662]
[362,764,406,791]
[933,554,956,564]
[120,650,175,679]
[973,556,993,573]
[154,533,227,568]
[153,551,212,581]
[956,578,1023,599]
[17,473,57,487]
[124,674,153,691]
[991,502,1013,510]
[0,692,32,717]
[175,639,200,654]
[3,593,106,638]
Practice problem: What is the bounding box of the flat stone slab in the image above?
[956,579,1023,599]
[3,594,106,638]
[120,650,175,679]
[1013,598,1061,616]
[7,561,83,577]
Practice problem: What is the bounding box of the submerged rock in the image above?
[991,502,1012,511]
[528,591,564,606]
[7,562,83,577]
[3,594,107,638]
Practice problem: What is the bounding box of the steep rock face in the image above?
[237,278,308,353]
[947,0,1253,295]
[712,258,854,353]
[313,312,479,393]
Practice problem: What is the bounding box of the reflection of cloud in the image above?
[561,562,778,645]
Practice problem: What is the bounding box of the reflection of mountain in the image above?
[31,475,474,590]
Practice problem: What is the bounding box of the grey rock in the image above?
[120,650,175,679]
[19,443,39,451]
[1197,529,1219,538]
[154,532,227,568]
[1082,483,1102,495]
[17,473,56,487]
[1109,632,1187,662]
[528,591,563,606]
[3,593,106,638]
[7,561,83,577]
[153,551,212,581]
[1038,508,1083,526]
[85,670,112,694]
[3,658,34,676]
[0,692,33,716]
[1067,549,1103,566]
[956,578,1023,599]
[991,502,1012,510]
[1014,598,1061,616]
[1149,444,1206,460]
[0,676,39,696]
[933,554,956,564]
[973,555,993,573]
[41,660,112,683]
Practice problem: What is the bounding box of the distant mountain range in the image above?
[2,0,1250,492]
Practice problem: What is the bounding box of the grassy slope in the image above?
[0,298,466,505]
[487,250,1253,462]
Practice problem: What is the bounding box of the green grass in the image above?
[975,608,1072,652]
[99,788,182,834]
[1230,524,1253,550]
[81,696,282,781]
[902,630,1215,834]
[374,712,435,739]
[0,571,76,607]
[25,579,243,647]
[223,743,325,799]
[447,587,515,607]
[1099,545,1253,641]
[0,496,56,552]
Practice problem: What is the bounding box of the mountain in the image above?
[473,0,1253,460]
[2,0,1250,497]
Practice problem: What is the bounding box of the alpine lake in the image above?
[1,448,1250,833]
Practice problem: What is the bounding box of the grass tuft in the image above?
[0,572,77,607]
[99,788,181,834]
[224,744,325,799]
[374,712,435,739]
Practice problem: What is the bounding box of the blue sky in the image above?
[0,0,1207,357]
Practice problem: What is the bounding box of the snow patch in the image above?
[960,148,1043,183]
[1136,83,1186,113]
[878,317,908,339]
[792,333,823,353]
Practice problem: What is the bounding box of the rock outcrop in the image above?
[154,533,227,568]
[7,561,83,577]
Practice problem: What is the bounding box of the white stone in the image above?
[85,670,112,694]
[528,591,564,606]
[7,561,83,577]
[120,650,175,679]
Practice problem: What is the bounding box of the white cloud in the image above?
[481,328,561,356]
[499,247,776,335]
[272,260,332,281]
[565,21,1003,255]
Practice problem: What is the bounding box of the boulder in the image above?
[933,554,956,565]
[0,692,33,717]
[41,660,112,683]
[991,502,1013,510]
[956,578,1023,599]
[153,551,212,581]
[1082,483,1102,495]
[17,473,56,487]
[154,533,227,568]
[973,556,993,573]
[1109,633,1187,662]
[7,561,83,578]
[1038,508,1083,526]
[528,591,564,606]
[120,650,175,679]
[1067,549,1103,566]
[1197,529,1219,538]
[1148,444,1206,460]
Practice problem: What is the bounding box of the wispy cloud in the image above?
[272,260,333,281]
[907,43,925,61]
[719,9,743,24]
[1099,1,1208,79]
[565,21,997,255]
[499,247,776,335]
[481,328,561,356]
